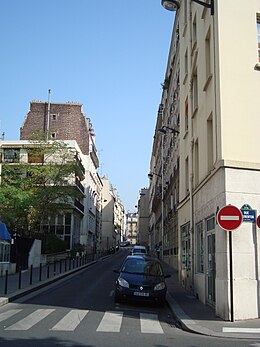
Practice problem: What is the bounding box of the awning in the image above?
[0,222,11,241]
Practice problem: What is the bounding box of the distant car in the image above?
[114,255,170,306]
[130,245,147,256]
[119,241,130,247]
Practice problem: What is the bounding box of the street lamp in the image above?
[161,0,214,15]
[148,172,162,179]
[158,125,179,135]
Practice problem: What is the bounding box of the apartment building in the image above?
[20,100,102,255]
[0,139,85,250]
[100,177,125,251]
[125,212,138,245]
[136,188,149,249]
[150,0,260,320]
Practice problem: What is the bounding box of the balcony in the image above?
[74,199,84,214]
[75,177,85,194]
[90,144,99,169]
[151,186,162,213]
[74,155,85,180]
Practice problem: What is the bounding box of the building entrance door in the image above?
[206,217,216,307]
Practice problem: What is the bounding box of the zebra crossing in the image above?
[0,308,165,334]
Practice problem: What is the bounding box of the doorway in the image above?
[206,217,216,307]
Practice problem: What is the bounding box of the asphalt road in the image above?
[0,249,257,347]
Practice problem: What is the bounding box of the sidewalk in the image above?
[162,261,260,340]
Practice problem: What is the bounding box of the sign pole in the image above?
[229,230,234,322]
[217,205,242,322]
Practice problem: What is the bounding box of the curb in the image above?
[166,292,260,339]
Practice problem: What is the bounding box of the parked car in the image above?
[114,255,170,306]
[130,245,147,256]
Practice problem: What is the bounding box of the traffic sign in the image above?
[241,208,256,222]
[217,205,243,231]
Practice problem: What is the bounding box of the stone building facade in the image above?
[150,0,260,320]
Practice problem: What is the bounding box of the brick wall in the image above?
[20,101,90,154]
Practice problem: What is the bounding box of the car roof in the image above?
[132,245,146,249]
[125,255,158,262]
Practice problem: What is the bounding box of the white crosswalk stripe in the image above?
[50,309,89,331]
[1,308,165,334]
[96,311,123,332]
[0,309,22,322]
[5,309,55,330]
[140,313,164,334]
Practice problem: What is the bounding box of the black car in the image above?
[114,255,170,306]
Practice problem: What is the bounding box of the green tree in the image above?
[0,137,84,236]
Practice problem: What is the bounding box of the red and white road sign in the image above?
[217,205,243,231]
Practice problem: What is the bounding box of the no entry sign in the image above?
[217,205,243,231]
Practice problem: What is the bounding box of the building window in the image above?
[204,27,212,90]
[51,132,56,139]
[207,114,214,172]
[181,223,191,270]
[184,0,188,24]
[185,97,189,132]
[28,149,44,163]
[194,139,199,186]
[196,221,204,273]
[207,216,215,232]
[51,114,57,121]
[3,149,20,163]
[185,156,189,194]
[257,14,260,62]
[192,15,197,53]
[192,69,198,114]
[183,49,188,84]
[0,241,10,262]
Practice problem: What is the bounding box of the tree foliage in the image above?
[0,138,83,235]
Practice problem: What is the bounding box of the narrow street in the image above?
[0,249,255,347]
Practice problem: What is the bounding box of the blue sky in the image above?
[0,0,174,212]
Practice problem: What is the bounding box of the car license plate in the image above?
[134,292,149,297]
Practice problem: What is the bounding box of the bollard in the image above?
[65,258,67,272]
[39,263,42,281]
[60,260,62,274]
[54,261,56,276]
[18,269,22,289]
[47,263,50,279]
[4,270,8,294]
[30,265,33,285]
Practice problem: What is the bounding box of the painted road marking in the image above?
[140,313,163,334]
[5,309,55,330]
[0,309,22,322]
[96,311,123,332]
[50,309,89,331]
[223,327,260,333]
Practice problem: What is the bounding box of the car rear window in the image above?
[133,249,146,254]
[122,259,163,276]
